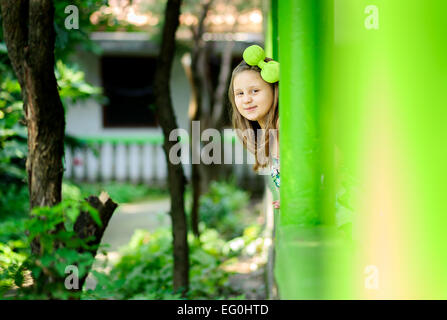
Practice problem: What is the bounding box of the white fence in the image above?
[64,136,262,186]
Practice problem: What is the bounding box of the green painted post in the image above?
[273,0,348,299]
[274,0,323,300]
[278,0,320,228]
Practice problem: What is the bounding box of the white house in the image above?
[64,31,266,190]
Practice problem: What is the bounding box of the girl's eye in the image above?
[236,92,243,96]
[252,89,259,93]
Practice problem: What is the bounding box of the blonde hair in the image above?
[228,58,279,172]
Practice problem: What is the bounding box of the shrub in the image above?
[0,185,29,222]
[0,199,103,299]
[83,227,243,300]
[187,180,251,240]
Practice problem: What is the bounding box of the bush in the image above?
[0,199,103,299]
[186,180,251,240]
[82,180,263,300]
[0,185,29,222]
[0,219,27,293]
[82,227,247,300]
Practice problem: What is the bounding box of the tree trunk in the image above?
[186,2,238,236]
[199,38,236,192]
[180,53,200,237]
[186,0,214,238]
[73,192,118,291]
[190,121,201,238]
[212,38,235,132]
[1,0,65,254]
[153,0,189,296]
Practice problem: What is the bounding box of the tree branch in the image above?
[74,192,118,290]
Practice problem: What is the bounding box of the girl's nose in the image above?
[243,95,252,103]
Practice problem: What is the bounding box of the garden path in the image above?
[85,197,171,289]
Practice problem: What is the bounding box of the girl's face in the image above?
[233,70,274,125]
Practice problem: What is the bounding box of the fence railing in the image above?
[64,135,262,187]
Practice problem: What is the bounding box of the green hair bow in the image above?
[243,45,280,83]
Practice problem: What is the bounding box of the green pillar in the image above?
[274,0,325,299]
[273,0,349,299]
[278,0,320,228]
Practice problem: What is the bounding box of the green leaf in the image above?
[65,205,80,223]
[40,254,55,267]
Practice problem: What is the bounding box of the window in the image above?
[101,56,158,128]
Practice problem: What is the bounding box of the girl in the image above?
[227,45,280,209]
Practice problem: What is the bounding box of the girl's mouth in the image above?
[245,106,257,112]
